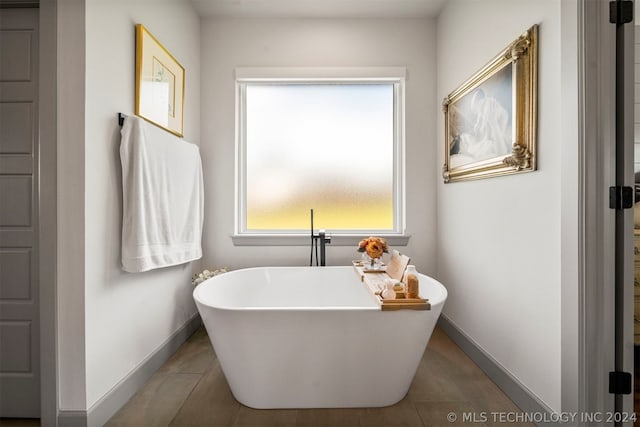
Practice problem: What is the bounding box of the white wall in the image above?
[57,0,87,410]
[200,18,437,272]
[55,0,576,415]
[436,0,562,412]
[74,0,201,410]
[635,26,640,171]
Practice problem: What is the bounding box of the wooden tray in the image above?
[352,262,430,311]
[352,260,386,273]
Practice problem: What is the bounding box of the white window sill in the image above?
[231,234,411,247]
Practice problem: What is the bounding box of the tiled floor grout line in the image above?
[167,371,205,427]
[410,400,427,427]
[105,326,536,427]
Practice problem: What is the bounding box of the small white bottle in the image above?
[381,282,396,300]
[402,265,417,283]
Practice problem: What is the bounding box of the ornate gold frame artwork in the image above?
[135,24,185,137]
[442,25,537,183]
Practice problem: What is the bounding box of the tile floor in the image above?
[104,325,534,427]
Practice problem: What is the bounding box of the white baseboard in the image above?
[437,315,558,427]
[61,314,554,426]
[58,314,202,427]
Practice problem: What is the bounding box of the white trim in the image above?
[560,0,585,418]
[575,0,636,420]
[234,70,407,241]
[578,0,616,419]
[83,315,201,427]
[438,316,556,425]
[234,81,247,236]
[235,66,407,81]
[394,79,406,234]
[231,234,410,247]
[56,316,201,427]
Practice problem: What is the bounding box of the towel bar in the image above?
[118,112,127,126]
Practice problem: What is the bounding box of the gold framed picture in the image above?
[442,25,537,183]
[135,24,185,137]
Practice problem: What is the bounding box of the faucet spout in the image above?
[309,209,331,266]
[317,230,331,266]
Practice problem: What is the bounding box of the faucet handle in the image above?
[318,229,331,244]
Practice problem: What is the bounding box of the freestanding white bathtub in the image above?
[193,266,447,409]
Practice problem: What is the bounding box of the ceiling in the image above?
[189,0,449,19]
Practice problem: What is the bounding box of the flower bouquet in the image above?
[192,267,228,286]
[357,236,389,270]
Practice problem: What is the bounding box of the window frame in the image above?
[233,67,408,246]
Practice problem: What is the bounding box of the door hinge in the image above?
[609,0,634,24]
[609,371,632,394]
[609,186,634,210]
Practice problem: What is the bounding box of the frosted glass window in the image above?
[237,80,404,234]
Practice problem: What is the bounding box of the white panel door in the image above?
[0,7,40,417]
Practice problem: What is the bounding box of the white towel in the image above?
[120,116,204,273]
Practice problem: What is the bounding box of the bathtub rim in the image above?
[192,265,447,312]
